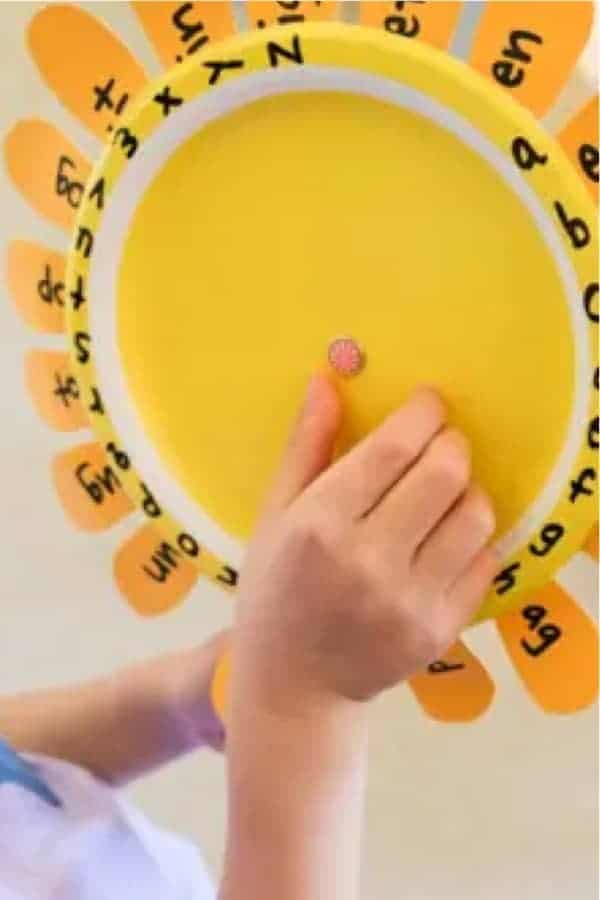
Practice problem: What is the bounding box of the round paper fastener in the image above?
[328,336,365,378]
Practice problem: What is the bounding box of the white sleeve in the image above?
[0,753,216,900]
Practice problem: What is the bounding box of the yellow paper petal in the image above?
[25,350,87,432]
[247,1,339,30]
[53,442,134,531]
[408,640,495,722]
[359,1,463,50]
[28,5,147,141]
[114,523,200,616]
[497,581,598,713]
[211,650,232,721]
[469,1,594,117]
[559,96,598,203]
[7,241,66,333]
[4,120,91,231]
[133,1,236,69]
[583,523,598,560]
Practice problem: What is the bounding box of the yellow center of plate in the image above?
[118,90,573,541]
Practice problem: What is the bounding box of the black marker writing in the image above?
[203,58,244,85]
[511,135,548,170]
[38,265,65,307]
[492,30,543,88]
[554,201,590,250]
[267,34,304,66]
[56,156,84,209]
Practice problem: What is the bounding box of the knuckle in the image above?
[428,431,470,488]
[404,596,453,662]
[287,514,335,559]
[424,617,453,662]
[465,487,496,535]
[480,549,503,589]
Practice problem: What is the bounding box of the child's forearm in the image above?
[0,634,226,785]
[220,690,368,900]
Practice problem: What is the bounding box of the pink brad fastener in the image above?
[327,336,365,378]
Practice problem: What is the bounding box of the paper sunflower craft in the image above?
[4,1,598,723]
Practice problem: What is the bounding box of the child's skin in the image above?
[220,376,498,900]
[0,376,498,898]
[0,633,228,784]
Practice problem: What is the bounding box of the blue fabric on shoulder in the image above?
[0,736,62,808]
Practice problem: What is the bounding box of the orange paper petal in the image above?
[114,523,200,616]
[497,581,598,714]
[583,523,599,561]
[6,241,66,333]
[559,96,598,203]
[28,5,146,142]
[53,442,134,531]
[133,1,236,69]
[408,640,495,722]
[5,120,91,231]
[211,650,232,721]
[469,1,594,117]
[359,1,463,50]
[247,1,339,30]
[25,350,87,432]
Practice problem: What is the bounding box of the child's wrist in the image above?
[116,634,228,755]
[228,652,369,755]
[169,634,229,751]
[225,676,369,885]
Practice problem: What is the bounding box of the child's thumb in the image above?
[260,372,343,519]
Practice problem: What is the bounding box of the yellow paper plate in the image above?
[63,22,597,624]
[5,3,599,722]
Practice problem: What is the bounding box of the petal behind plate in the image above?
[133,1,237,69]
[360,1,463,50]
[28,4,147,142]
[408,639,495,723]
[25,350,88,432]
[114,522,200,616]
[7,241,66,334]
[496,580,598,713]
[469,1,594,117]
[52,442,134,532]
[559,96,598,202]
[4,120,91,231]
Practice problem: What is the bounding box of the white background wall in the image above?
[0,3,597,898]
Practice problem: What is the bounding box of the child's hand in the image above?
[0,630,230,787]
[233,375,498,710]
[222,376,499,900]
